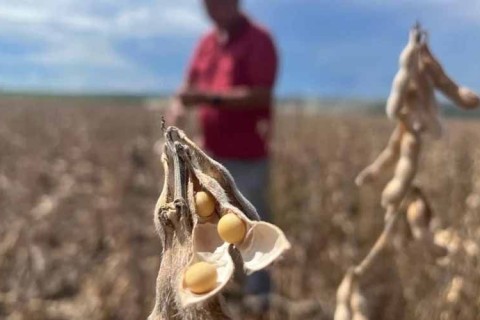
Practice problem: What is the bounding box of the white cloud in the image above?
[115,4,207,37]
[0,0,207,39]
[0,4,49,24]
[0,0,208,92]
[26,37,131,68]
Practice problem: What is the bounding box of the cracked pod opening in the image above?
[167,127,291,272]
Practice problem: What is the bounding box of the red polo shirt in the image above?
[187,16,278,159]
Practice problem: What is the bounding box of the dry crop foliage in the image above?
[0,96,480,318]
[148,125,290,320]
[334,24,480,320]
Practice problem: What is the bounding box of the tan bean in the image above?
[217,213,247,244]
[184,262,218,294]
[195,191,216,218]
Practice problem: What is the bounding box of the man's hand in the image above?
[177,87,273,110]
[174,87,273,110]
[176,89,209,107]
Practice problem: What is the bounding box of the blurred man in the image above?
[166,0,278,314]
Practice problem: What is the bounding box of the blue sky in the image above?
[0,0,479,98]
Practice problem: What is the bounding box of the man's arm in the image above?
[176,87,272,109]
[178,31,278,110]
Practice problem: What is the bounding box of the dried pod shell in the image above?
[386,28,421,120]
[334,304,352,320]
[417,58,443,139]
[355,124,404,186]
[382,173,407,208]
[238,221,291,274]
[179,223,235,307]
[386,69,409,120]
[407,198,429,238]
[405,188,448,257]
[337,271,354,304]
[167,127,291,271]
[334,270,355,320]
[191,172,290,274]
[352,313,369,320]
[423,95,443,139]
[406,187,431,233]
[152,127,291,319]
[169,127,261,221]
[162,127,290,306]
[421,43,480,110]
[401,86,426,134]
[381,132,420,208]
[458,87,480,108]
[179,212,290,304]
[350,287,369,320]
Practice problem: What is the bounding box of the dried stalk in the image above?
[344,22,479,320]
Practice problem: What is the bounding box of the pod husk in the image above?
[162,127,290,306]
[179,223,234,307]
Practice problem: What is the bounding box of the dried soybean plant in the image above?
[356,23,479,209]
[335,24,480,320]
[148,126,290,320]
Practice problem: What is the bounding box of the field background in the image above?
[0,95,479,320]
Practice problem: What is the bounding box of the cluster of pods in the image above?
[335,24,479,320]
[151,24,479,320]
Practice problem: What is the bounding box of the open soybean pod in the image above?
[179,223,235,306]
[420,43,480,110]
[386,27,423,120]
[164,127,291,307]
